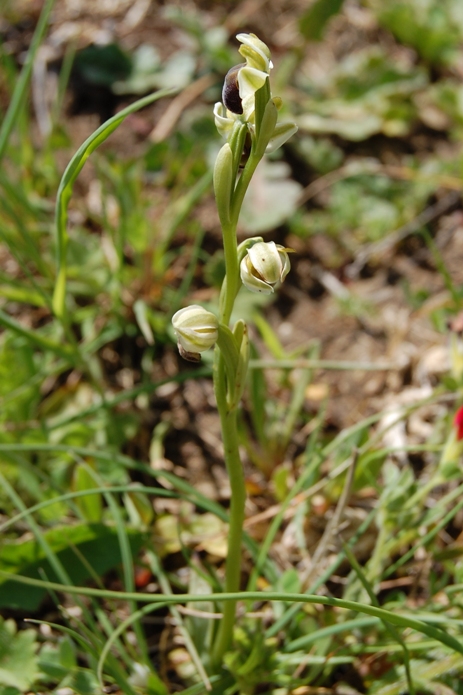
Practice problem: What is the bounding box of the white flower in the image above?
[172,305,219,360]
[236,33,273,73]
[214,33,297,154]
[240,241,291,294]
[219,35,271,125]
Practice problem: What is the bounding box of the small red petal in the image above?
[453,406,463,441]
[134,567,152,588]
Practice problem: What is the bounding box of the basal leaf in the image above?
[0,523,144,610]
[0,618,38,691]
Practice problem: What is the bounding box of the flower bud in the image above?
[172,305,219,361]
[213,142,233,226]
[240,241,290,294]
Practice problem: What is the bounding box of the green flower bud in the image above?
[213,142,234,227]
[240,241,291,294]
[172,305,219,361]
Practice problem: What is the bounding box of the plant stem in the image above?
[220,221,239,325]
[212,133,267,667]
[219,150,263,324]
[230,153,261,230]
[212,352,246,667]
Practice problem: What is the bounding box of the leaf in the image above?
[296,46,427,141]
[72,463,103,523]
[0,618,38,691]
[74,44,132,87]
[52,87,176,319]
[61,668,101,695]
[38,638,77,681]
[299,0,345,41]
[240,160,302,234]
[0,335,39,426]
[124,488,155,527]
[375,0,463,66]
[0,523,144,611]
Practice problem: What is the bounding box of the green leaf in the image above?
[299,0,345,41]
[52,87,176,319]
[0,523,144,611]
[38,638,76,681]
[0,687,21,695]
[376,0,462,66]
[62,668,101,695]
[240,160,302,234]
[74,44,132,87]
[0,0,55,163]
[124,489,154,528]
[72,463,103,523]
[0,335,39,426]
[0,618,38,691]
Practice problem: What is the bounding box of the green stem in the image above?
[220,220,240,325]
[212,350,246,667]
[212,107,268,667]
[230,153,261,230]
[219,150,263,324]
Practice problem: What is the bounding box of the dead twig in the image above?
[301,449,359,591]
[347,190,461,278]
[150,74,216,143]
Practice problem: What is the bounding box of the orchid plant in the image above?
[172,33,297,667]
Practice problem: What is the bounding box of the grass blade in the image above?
[2,574,463,657]
[0,0,56,162]
[343,541,415,695]
[52,87,177,318]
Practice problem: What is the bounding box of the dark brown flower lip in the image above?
[178,344,201,363]
[222,63,246,115]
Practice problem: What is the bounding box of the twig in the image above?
[249,358,399,371]
[150,74,216,143]
[347,190,461,278]
[301,449,359,591]
[176,606,222,620]
[297,159,462,207]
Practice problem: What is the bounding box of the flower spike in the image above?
[213,33,297,155]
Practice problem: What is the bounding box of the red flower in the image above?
[134,566,152,589]
[454,406,463,441]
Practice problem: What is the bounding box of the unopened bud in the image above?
[240,241,290,294]
[172,305,219,361]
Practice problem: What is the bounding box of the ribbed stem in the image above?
[211,353,246,666]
